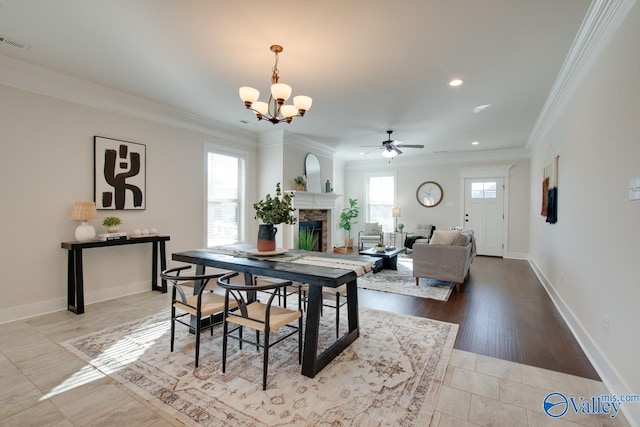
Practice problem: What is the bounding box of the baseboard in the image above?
[528,257,639,427]
[0,280,152,325]
[504,251,528,260]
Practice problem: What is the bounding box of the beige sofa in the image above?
[412,229,476,292]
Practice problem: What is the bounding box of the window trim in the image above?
[203,143,248,248]
[364,171,397,231]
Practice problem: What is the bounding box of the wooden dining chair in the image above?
[161,266,237,368]
[218,272,302,390]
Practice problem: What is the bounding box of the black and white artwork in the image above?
[94,136,146,210]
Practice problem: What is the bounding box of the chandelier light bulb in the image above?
[271,83,292,103]
[281,105,298,120]
[252,101,269,117]
[239,87,260,106]
[293,95,312,115]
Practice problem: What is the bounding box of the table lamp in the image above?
[392,207,401,232]
[70,201,99,241]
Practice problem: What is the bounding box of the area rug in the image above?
[358,256,455,301]
[62,307,458,426]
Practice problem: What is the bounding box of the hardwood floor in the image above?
[356,255,600,381]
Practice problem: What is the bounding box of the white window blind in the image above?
[206,151,246,247]
[366,175,395,231]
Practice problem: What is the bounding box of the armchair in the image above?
[358,222,383,250]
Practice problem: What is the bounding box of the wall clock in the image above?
[416,181,443,207]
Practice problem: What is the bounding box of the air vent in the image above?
[0,35,30,50]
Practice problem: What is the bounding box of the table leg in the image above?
[302,279,360,378]
[384,255,399,270]
[67,249,84,314]
[151,241,168,293]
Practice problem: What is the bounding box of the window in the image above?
[365,174,395,231]
[471,181,497,199]
[206,149,246,247]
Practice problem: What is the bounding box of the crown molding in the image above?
[0,54,257,146]
[527,0,637,149]
[257,129,335,158]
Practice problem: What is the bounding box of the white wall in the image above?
[0,83,257,322]
[529,2,640,424]
[343,157,530,257]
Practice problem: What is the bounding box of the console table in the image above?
[61,235,170,314]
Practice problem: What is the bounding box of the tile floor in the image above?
[0,291,631,426]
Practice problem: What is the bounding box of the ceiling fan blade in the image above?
[362,147,381,155]
[394,147,403,155]
[360,145,383,147]
[398,144,424,148]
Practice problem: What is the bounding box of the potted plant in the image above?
[398,223,405,232]
[339,198,359,248]
[293,175,306,191]
[298,228,318,251]
[102,216,121,233]
[253,182,296,251]
[375,241,386,253]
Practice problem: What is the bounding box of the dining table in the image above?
[171,244,381,378]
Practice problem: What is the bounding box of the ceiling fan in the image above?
[362,130,424,158]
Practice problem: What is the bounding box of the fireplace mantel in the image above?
[291,191,340,210]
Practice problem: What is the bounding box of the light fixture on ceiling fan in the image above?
[239,44,312,124]
[361,130,425,158]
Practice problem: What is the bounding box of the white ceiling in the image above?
[0,0,591,160]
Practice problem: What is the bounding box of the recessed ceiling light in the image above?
[448,79,464,87]
[472,141,479,145]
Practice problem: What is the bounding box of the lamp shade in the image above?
[70,201,98,221]
[271,83,292,102]
[392,208,401,218]
[293,95,312,112]
[71,201,98,242]
[280,105,298,119]
[239,86,260,104]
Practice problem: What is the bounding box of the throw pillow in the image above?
[364,222,379,234]
[453,231,472,246]
[430,230,460,245]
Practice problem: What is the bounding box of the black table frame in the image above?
[358,246,405,271]
[61,235,170,314]
[172,247,380,378]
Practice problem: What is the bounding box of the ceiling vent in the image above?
[0,35,30,50]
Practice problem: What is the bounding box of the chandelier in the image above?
[239,45,312,124]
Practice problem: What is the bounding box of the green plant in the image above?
[102,216,121,226]
[398,223,405,231]
[339,198,359,238]
[294,175,306,185]
[376,241,385,247]
[253,182,297,225]
[298,228,318,251]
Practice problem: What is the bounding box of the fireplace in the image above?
[298,209,329,252]
[298,220,322,252]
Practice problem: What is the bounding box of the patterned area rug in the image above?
[358,256,455,301]
[63,307,457,426]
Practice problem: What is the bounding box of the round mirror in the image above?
[305,153,321,193]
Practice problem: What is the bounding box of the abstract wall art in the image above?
[94,136,146,210]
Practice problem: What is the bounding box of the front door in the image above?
[464,178,504,257]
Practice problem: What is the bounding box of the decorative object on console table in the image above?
[339,198,359,248]
[70,201,99,242]
[253,182,296,252]
[375,242,386,253]
[94,136,146,210]
[102,216,121,233]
